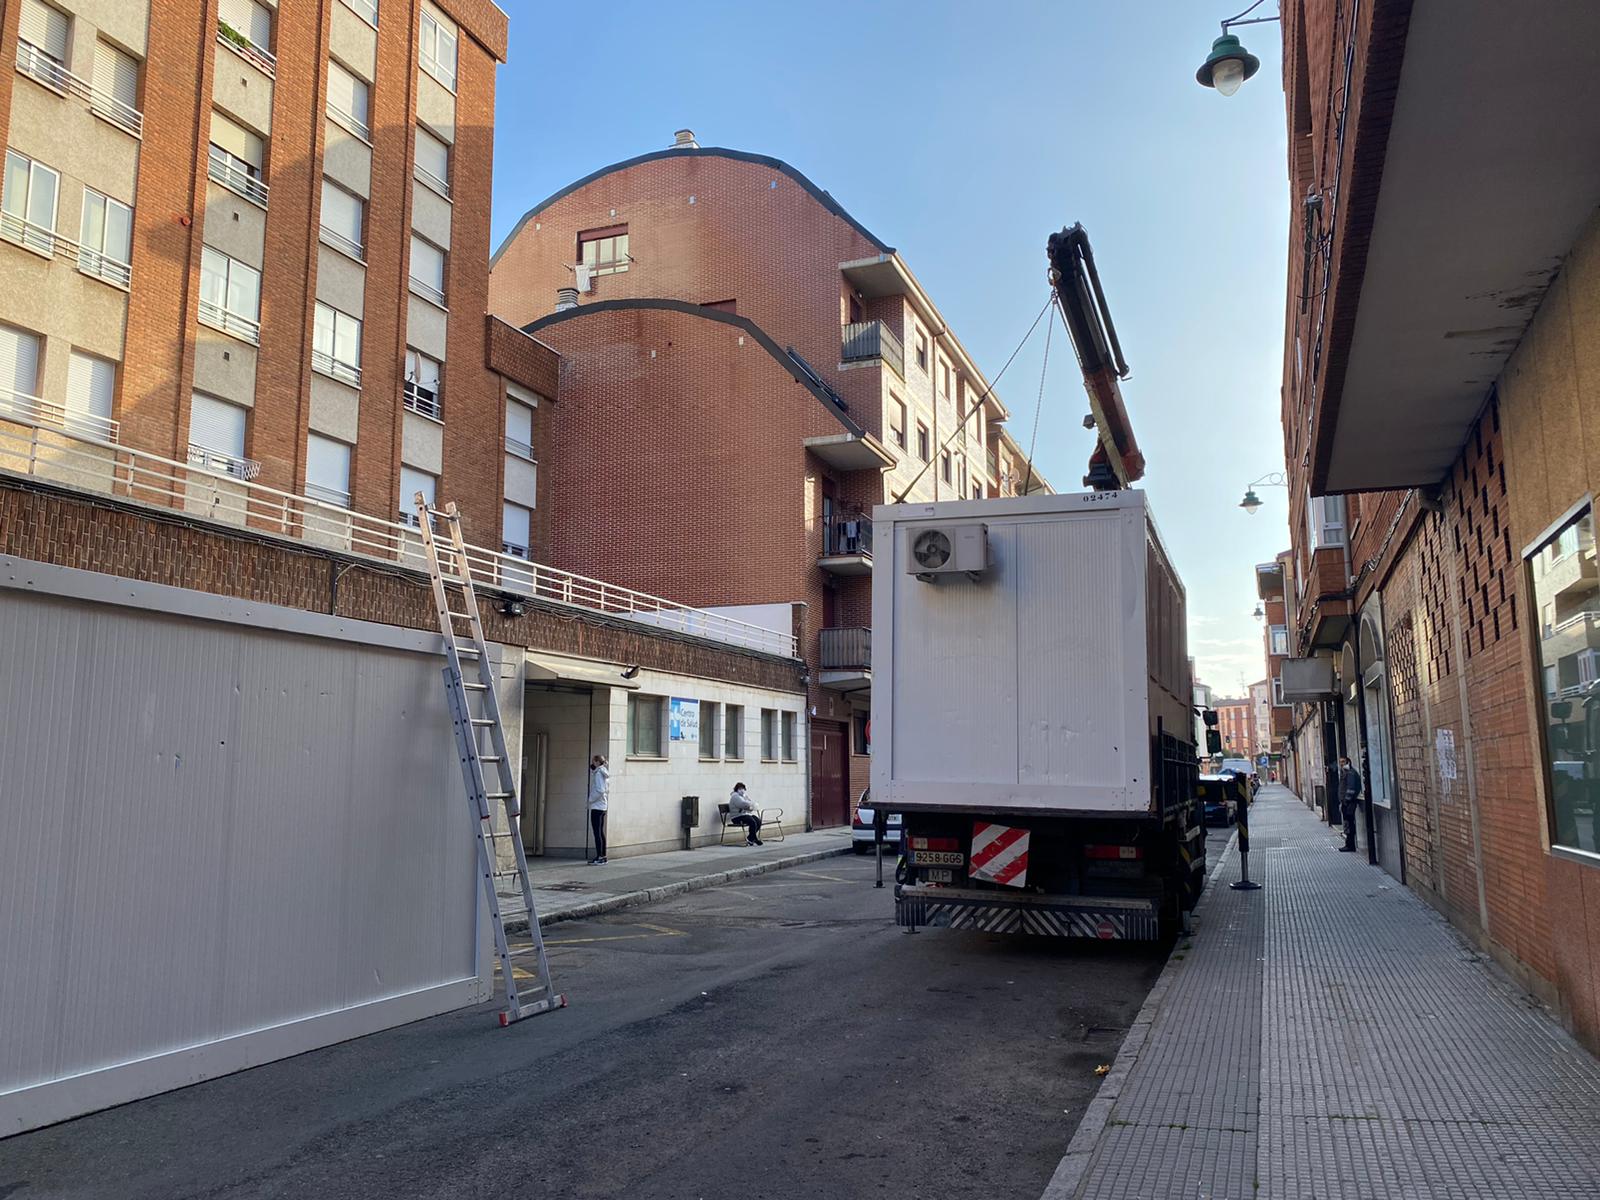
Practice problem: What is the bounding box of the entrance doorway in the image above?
[810,720,848,826]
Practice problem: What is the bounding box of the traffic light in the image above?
[1206,729,1223,755]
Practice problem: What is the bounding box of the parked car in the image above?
[1198,773,1248,826]
[851,788,902,853]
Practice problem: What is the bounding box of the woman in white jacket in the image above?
[588,755,610,864]
[728,782,762,846]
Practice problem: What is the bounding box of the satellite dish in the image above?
[912,529,952,569]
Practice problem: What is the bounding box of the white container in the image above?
[870,491,1190,817]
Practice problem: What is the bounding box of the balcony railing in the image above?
[304,482,350,507]
[207,147,269,207]
[339,0,379,27]
[821,517,873,558]
[0,210,131,288]
[403,384,441,421]
[199,299,260,345]
[505,434,534,460]
[820,626,871,671]
[217,21,276,78]
[0,386,119,443]
[409,275,446,308]
[187,443,261,481]
[841,320,904,377]
[414,162,450,199]
[326,101,369,143]
[312,349,362,388]
[319,224,364,262]
[16,41,143,137]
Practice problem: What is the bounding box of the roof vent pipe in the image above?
[555,286,579,311]
[672,129,699,148]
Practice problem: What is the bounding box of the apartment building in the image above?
[1212,697,1253,759]
[488,134,1051,824]
[0,0,545,552]
[1254,549,1294,783]
[1276,1,1600,1050]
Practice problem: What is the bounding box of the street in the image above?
[0,851,1198,1200]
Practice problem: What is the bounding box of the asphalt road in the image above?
[0,851,1204,1200]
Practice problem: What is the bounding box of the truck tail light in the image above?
[1084,844,1143,861]
[911,836,961,852]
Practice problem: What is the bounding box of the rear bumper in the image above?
[894,885,1159,940]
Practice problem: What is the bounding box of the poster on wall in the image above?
[1435,727,1458,787]
[669,698,700,743]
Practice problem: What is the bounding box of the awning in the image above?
[525,652,640,689]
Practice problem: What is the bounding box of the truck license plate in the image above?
[922,867,954,883]
[914,850,964,866]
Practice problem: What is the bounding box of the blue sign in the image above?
[669,698,700,742]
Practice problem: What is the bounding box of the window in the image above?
[199,247,261,344]
[940,361,951,401]
[628,694,664,758]
[0,326,41,419]
[852,710,870,756]
[17,0,68,87]
[209,111,267,206]
[1270,625,1289,656]
[957,455,967,496]
[941,451,952,484]
[218,0,274,71]
[319,179,364,260]
[313,301,361,385]
[914,327,928,372]
[78,188,132,287]
[2,150,59,254]
[400,464,434,525]
[415,125,450,197]
[505,396,534,459]
[340,0,379,28]
[1272,677,1286,707]
[403,348,440,419]
[1307,492,1347,550]
[409,234,446,306]
[889,397,906,449]
[973,483,983,501]
[326,61,369,140]
[187,392,250,477]
[916,422,930,463]
[420,8,458,90]
[65,350,115,439]
[578,225,629,277]
[725,704,744,759]
[699,702,720,760]
[502,501,530,558]
[305,433,351,506]
[781,711,797,761]
[1528,503,1600,856]
[91,40,141,134]
[760,709,778,760]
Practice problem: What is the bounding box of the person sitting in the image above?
[728,782,763,846]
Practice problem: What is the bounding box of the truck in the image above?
[870,490,1204,940]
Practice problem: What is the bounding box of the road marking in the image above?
[517,922,689,948]
[792,869,852,883]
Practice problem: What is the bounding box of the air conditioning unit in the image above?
[905,524,987,582]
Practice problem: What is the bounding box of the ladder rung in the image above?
[463,683,489,691]
[480,755,504,764]
[456,647,481,658]
[448,610,474,621]
[470,718,495,727]
[486,790,514,800]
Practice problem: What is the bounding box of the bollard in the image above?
[1229,788,1263,892]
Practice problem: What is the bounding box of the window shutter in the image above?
[415,127,449,183]
[0,324,41,397]
[502,502,530,549]
[320,180,361,244]
[210,112,263,169]
[21,0,68,60]
[410,236,444,289]
[400,465,435,509]
[66,351,114,419]
[505,399,532,446]
[94,41,138,110]
[306,433,350,496]
[220,0,270,48]
[189,393,246,457]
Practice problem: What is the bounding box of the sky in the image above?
[490,0,1292,699]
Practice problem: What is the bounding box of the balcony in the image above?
[841,320,904,377]
[818,516,873,576]
[207,147,269,208]
[0,387,118,443]
[217,21,276,79]
[1256,560,1286,600]
[187,443,260,481]
[819,626,871,693]
[16,41,143,138]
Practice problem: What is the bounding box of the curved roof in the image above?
[521,298,870,440]
[490,146,894,268]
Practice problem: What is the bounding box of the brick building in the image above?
[1254,550,1295,784]
[1274,1,1600,1049]
[0,0,545,552]
[1213,697,1254,758]
[487,135,1051,824]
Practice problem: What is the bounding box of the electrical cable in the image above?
[891,292,1054,504]
[1020,296,1058,497]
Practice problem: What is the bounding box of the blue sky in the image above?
[491,0,1292,698]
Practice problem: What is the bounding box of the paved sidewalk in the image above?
[508,826,853,929]
[1046,784,1600,1200]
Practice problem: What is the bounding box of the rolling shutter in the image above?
[66,351,114,420]
[210,112,263,170]
[94,41,139,110]
[189,392,246,456]
[20,0,68,61]
[502,502,530,550]
[219,0,270,49]
[306,434,350,497]
[400,465,435,511]
[0,324,42,397]
[415,127,449,185]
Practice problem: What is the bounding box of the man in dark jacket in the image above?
[1337,756,1363,852]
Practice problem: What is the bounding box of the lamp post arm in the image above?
[1220,0,1279,33]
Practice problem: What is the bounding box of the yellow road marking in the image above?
[792,869,851,883]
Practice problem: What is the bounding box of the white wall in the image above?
[0,559,492,1136]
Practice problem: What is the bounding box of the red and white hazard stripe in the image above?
[969,822,1030,888]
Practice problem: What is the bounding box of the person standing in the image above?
[588,754,610,864]
[1337,755,1363,853]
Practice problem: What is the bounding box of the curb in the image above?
[504,843,854,934]
[1040,829,1240,1200]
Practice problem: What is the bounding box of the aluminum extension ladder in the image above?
[413,494,565,1025]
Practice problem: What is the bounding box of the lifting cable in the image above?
[1020,296,1059,497]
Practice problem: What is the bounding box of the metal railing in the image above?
[409,275,446,307]
[16,41,143,137]
[403,384,441,421]
[187,443,261,480]
[0,408,799,658]
[339,0,379,27]
[304,482,351,507]
[821,517,873,558]
[199,299,260,345]
[841,320,905,376]
[319,224,364,262]
[312,349,361,388]
[414,162,450,198]
[217,22,276,77]
[207,147,269,208]
[820,626,871,671]
[505,435,534,460]
[326,100,369,143]
[0,210,131,288]
[0,386,119,443]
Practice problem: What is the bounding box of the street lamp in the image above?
[1240,471,1286,515]
[1196,2,1278,96]
[1253,603,1265,620]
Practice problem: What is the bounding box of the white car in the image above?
[850,788,902,854]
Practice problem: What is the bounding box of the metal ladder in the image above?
[413,494,565,1026]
